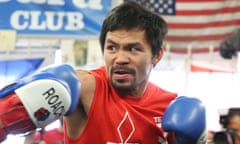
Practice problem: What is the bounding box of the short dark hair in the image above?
[221,108,240,128]
[228,108,240,118]
[99,1,168,56]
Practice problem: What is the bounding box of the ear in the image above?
[152,48,164,65]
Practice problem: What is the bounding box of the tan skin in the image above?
[228,115,240,144]
[65,28,176,143]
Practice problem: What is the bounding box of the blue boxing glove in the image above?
[162,96,207,144]
[0,64,80,141]
[36,64,81,116]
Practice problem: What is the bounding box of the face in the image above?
[103,28,163,96]
[228,115,240,142]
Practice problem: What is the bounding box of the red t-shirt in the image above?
[65,66,177,144]
[34,128,64,144]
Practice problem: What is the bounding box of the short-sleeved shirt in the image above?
[65,66,177,144]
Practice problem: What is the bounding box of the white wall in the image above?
[150,70,240,131]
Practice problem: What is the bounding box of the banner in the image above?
[0,0,112,36]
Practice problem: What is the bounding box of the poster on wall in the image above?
[0,0,112,36]
[60,39,103,69]
[73,40,88,66]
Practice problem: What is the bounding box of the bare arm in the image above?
[64,70,96,139]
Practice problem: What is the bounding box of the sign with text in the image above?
[0,0,112,36]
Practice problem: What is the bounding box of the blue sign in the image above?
[0,0,112,36]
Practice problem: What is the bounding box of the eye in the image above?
[106,45,117,51]
[129,47,141,52]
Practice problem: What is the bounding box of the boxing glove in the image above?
[0,64,80,142]
[162,96,207,144]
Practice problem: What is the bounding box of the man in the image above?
[209,108,240,144]
[0,1,206,144]
[226,108,240,144]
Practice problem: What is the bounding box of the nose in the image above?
[115,51,130,65]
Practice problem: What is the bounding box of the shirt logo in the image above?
[153,116,168,144]
[153,116,162,128]
[107,111,139,144]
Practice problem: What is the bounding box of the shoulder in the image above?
[76,66,106,94]
[76,66,107,114]
[88,66,107,78]
[76,66,106,81]
[148,82,177,96]
[147,82,177,101]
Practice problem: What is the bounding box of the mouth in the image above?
[112,68,134,80]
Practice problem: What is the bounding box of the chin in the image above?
[113,83,134,92]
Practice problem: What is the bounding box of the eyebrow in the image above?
[105,39,117,45]
[106,39,142,48]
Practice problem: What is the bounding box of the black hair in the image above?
[99,1,168,57]
[219,29,240,59]
[228,108,240,119]
[219,108,240,128]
